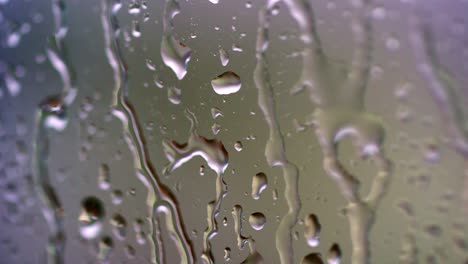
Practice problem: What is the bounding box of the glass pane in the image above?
[0,0,467,263]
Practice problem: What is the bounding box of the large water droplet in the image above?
[211,71,242,95]
[79,196,105,239]
[249,212,266,230]
[161,35,192,80]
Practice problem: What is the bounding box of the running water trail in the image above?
[162,109,229,264]
[100,1,194,263]
[32,0,77,263]
[231,205,264,264]
[254,0,301,263]
[276,0,393,263]
[408,11,468,214]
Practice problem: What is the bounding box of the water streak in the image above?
[32,0,78,262]
[409,11,468,214]
[254,1,301,263]
[280,0,392,263]
[162,109,229,264]
[100,1,193,263]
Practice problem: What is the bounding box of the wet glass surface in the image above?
[0,0,467,263]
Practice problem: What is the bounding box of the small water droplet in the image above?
[110,213,127,239]
[211,107,224,119]
[252,172,267,200]
[136,231,146,244]
[132,21,141,37]
[128,2,141,15]
[146,59,156,71]
[97,236,113,261]
[219,48,230,66]
[98,164,110,190]
[111,190,123,205]
[124,245,136,259]
[386,36,400,51]
[168,86,182,105]
[371,6,386,20]
[212,123,221,135]
[211,71,242,95]
[305,214,321,247]
[199,165,205,176]
[224,247,231,261]
[79,196,105,239]
[327,243,342,264]
[249,212,266,230]
[301,253,324,264]
[234,141,243,151]
[4,70,21,97]
[232,44,243,52]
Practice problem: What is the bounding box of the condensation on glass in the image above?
[0,0,467,263]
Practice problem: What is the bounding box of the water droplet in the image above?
[423,224,442,238]
[168,86,182,105]
[245,1,252,8]
[301,253,324,264]
[79,196,105,239]
[271,5,280,16]
[133,218,145,232]
[252,172,267,200]
[97,236,113,261]
[423,139,440,163]
[146,59,156,71]
[124,245,136,259]
[211,71,242,95]
[98,164,110,190]
[211,107,224,119]
[219,48,230,66]
[111,190,123,205]
[111,214,127,239]
[249,212,266,230]
[371,6,386,20]
[136,231,146,244]
[234,141,243,151]
[132,21,141,37]
[212,123,221,135]
[232,44,243,52]
[4,70,21,97]
[128,2,141,14]
[224,247,231,261]
[327,243,342,264]
[161,35,192,80]
[199,165,205,176]
[209,0,219,4]
[7,31,21,48]
[305,214,321,247]
[386,36,400,51]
